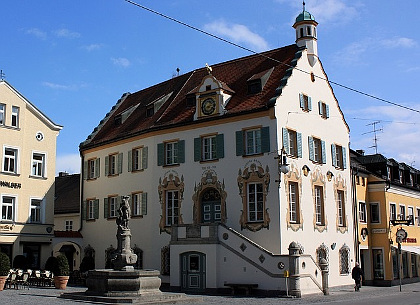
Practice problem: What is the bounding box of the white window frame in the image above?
[31,151,46,178]
[370,202,380,223]
[132,192,146,216]
[315,185,324,225]
[202,135,217,161]
[359,201,367,223]
[3,146,19,174]
[247,182,264,222]
[245,129,262,155]
[337,190,345,226]
[109,196,118,218]
[0,103,5,125]
[29,198,43,223]
[132,147,143,171]
[417,208,420,226]
[166,190,179,226]
[165,141,178,165]
[65,220,73,231]
[88,159,96,179]
[408,206,414,225]
[287,129,298,157]
[87,199,95,220]
[1,195,16,221]
[109,154,118,176]
[289,181,299,223]
[390,203,397,221]
[399,204,406,220]
[11,106,19,128]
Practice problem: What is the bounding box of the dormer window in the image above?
[399,170,404,184]
[206,85,211,91]
[114,115,122,126]
[247,68,273,95]
[247,79,262,94]
[146,105,154,117]
[186,94,196,108]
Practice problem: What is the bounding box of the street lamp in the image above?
[276,148,290,185]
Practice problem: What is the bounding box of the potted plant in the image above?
[50,254,70,289]
[0,252,11,291]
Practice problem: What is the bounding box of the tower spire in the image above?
[303,1,306,11]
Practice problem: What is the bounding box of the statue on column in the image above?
[117,195,131,230]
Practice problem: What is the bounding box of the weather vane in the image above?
[205,63,212,75]
[0,70,5,80]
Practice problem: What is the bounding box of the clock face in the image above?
[201,98,216,115]
[396,228,407,241]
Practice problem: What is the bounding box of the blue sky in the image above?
[1,0,419,173]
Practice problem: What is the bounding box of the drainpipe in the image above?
[79,153,84,232]
[351,167,360,263]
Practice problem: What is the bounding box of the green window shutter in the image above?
[308,136,314,161]
[236,130,244,156]
[105,156,109,176]
[308,96,312,111]
[194,137,201,162]
[94,199,99,219]
[261,126,270,153]
[326,105,330,118]
[82,201,86,220]
[177,140,185,163]
[95,158,100,178]
[216,134,224,159]
[282,128,289,154]
[342,147,347,169]
[83,161,88,180]
[299,93,304,109]
[331,144,337,167]
[142,146,148,169]
[104,197,109,218]
[318,101,323,116]
[321,140,326,164]
[297,132,302,158]
[141,193,147,215]
[118,153,123,174]
[157,143,164,166]
[128,150,132,172]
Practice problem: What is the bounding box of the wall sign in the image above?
[0,181,21,189]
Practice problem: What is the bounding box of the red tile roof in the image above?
[80,45,300,150]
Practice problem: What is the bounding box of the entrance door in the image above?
[201,189,221,223]
[181,252,206,292]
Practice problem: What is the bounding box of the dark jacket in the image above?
[352,266,364,280]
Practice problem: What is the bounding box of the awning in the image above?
[400,246,420,255]
[59,244,76,253]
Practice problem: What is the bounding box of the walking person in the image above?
[352,262,364,291]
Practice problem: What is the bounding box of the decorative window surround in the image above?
[284,162,303,231]
[334,174,348,233]
[311,168,327,232]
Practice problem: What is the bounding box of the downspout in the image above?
[79,152,84,232]
[351,166,360,263]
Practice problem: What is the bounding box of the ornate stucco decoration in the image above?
[284,162,304,231]
[158,170,184,234]
[334,173,348,234]
[311,167,328,232]
[237,161,270,232]
[316,242,329,265]
[192,169,227,224]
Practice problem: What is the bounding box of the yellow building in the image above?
[0,80,62,269]
[351,149,420,286]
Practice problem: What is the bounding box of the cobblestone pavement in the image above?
[1,282,420,305]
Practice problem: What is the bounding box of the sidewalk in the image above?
[1,282,419,305]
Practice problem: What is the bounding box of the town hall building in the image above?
[79,8,354,296]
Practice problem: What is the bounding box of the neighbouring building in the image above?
[79,8,353,296]
[53,172,82,273]
[351,149,420,286]
[0,80,62,269]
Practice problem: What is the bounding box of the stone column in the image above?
[319,258,329,295]
[288,241,301,298]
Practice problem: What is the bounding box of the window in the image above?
[157,140,185,166]
[331,144,346,169]
[11,106,19,128]
[86,158,100,180]
[166,190,179,226]
[84,199,99,220]
[282,128,302,158]
[370,202,380,223]
[194,134,224,162]
[318,101,329,119]
[339,246,350,275]
[399,170,404,184]
[65,220,73,231]
[31,153,46,177]
[0,104,4,125]
[105,153,123,176]
[337,190,345,226]
[236,127,270,156]
[408,207,414,225]
[309,136,326,164]
[289,182,300,223]
[359,202,367,222]
[387,166,392,180]
[299,93,312,112]
[248,183,264,222]
[314,186,325,225]
[106,196,118,218]
[30,199,42,223]
[132,192,147,216]
[146,105,154,117]
[399,205,406,220]
[390,203,397,221]
[373,249,384,279]
[3,147,18,174]
[129,147,148,171]
[417,208,420,226]
[1,196,15,221]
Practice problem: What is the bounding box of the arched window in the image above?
[161,246,170,275]
[339,245,350,274]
